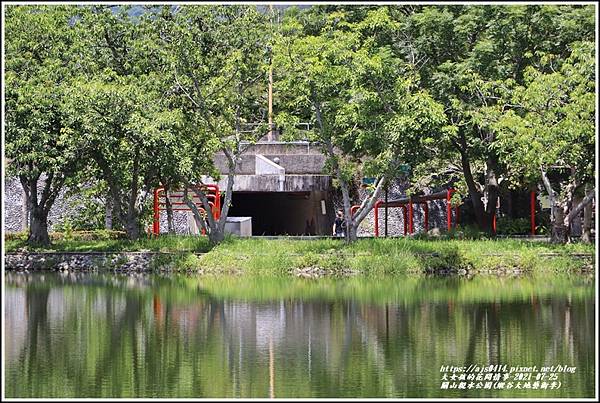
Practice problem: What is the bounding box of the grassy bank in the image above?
[195,237,594,275]
[5,233,595,275]
[5,232,213,253]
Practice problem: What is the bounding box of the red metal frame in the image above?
[353,187,538,237]
[352,188,458,237]
[152,184,220,236]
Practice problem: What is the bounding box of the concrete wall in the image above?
[214,153,326,175]
[209,174,331,193]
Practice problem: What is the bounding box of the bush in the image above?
[496,217,531,235]
[4,231,28,241]
[49,229,128,241]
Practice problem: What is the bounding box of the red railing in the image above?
[352,188,537,237]
[351,188,458,237]
[152,184,220,236]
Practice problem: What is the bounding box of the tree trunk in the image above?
[540,166,569,244]
[105,196,113,230]
[28,206,50,245]
[566,185,594,243]
[582,197,593,243]
[124,150,141,240]
[124,215,140,240]
[22,191,31,231]
[457,132,488,231]
[346,224,358,242]
[571,193,583,237]
[338,179,354,244]
[551,205,568,244]
[165,190,176,234]
[208,229,225,244]
[482,156,500,235]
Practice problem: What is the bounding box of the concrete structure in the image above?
[209,141,334,235]
[224,217,253,237]
[187,214,253,237]
[3,141,336,236]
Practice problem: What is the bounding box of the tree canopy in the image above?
[4,4,596,244]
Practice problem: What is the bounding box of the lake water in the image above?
[4,272,595,398]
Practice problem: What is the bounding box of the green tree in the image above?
[390,5,595,233]
[154,5,270,244]
[492,41,595,243]
[5,5,87,245]
[274,6,447,242]
[63,72,189,239]
[61,6,197,240]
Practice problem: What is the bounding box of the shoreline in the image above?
[4,240,595,276]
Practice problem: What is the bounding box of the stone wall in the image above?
[4,176,196,235]
[4,176,25,232]
[4,176,75,233]
[4,252,203,272]
[331,178,455,237]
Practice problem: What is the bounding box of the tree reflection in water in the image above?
[4,272,595,398]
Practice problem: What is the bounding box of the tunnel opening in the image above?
[228,191,330,235]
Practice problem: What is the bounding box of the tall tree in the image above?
[275,6,447,242]
[63,74,185,239]
[388,5,595,232]
[61,6,195,240]
[5,5,87,245]
[154,5,270,244]
[492,41,595,243]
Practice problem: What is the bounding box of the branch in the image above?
[39,171,55,211]
[565,188,594,226]
[173,70,203,110]
[354,175,388,224]
[44,174,67,213]
[218,171,236,233]
[190,185,217,231]
[183,186,209,234]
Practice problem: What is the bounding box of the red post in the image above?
[408,199,413,234]
[492,213,497,234]
[402,205,407,235]
[424,202,429,231]
[530,190,536,236]
[374,200,381,237]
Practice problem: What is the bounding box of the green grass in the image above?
[5,233,212,253]
[196,237,594,275]
[5,234,594,275]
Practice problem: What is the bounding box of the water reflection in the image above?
[4,272,595,398]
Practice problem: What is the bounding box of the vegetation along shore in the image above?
[5,231,594,276]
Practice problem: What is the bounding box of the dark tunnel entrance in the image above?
[228,191,331,235]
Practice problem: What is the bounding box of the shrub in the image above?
[4,231,28,241]
[496,217,531,235]
[49,229,128,241]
